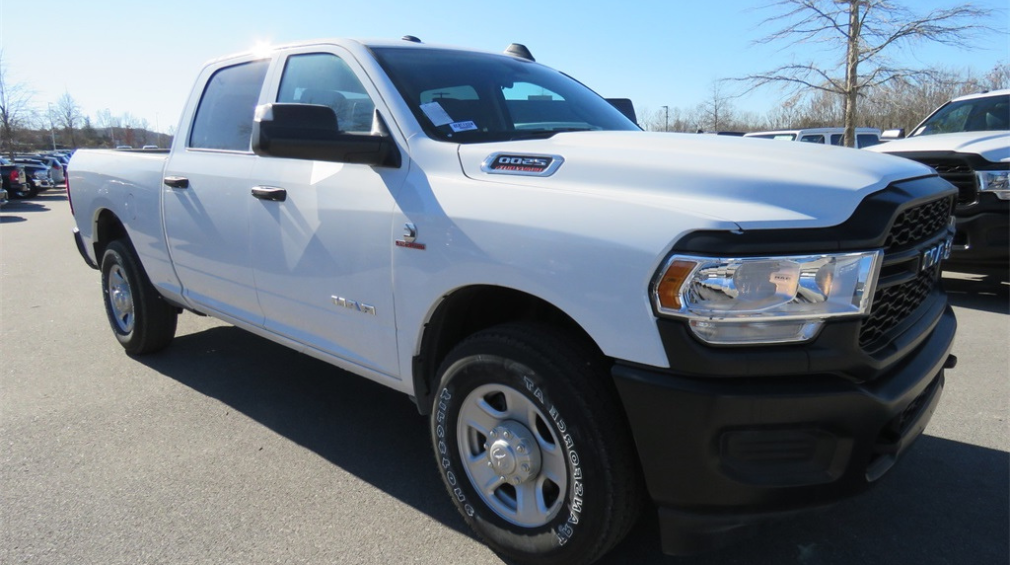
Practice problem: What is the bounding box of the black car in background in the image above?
[1,159,28,200]
[12,158,53,198]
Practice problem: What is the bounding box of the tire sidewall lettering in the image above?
[522,375,585,545]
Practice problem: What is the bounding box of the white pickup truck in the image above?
[867,89,1009,271]
[69,37,959,565]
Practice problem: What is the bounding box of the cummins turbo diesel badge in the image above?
[481,153,564,177]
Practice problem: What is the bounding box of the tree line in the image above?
[0,52,173,156]
[640,62,1009,134]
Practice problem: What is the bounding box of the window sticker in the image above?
[449,120,478,132]
[420,102,453,126]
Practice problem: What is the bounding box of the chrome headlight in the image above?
[977,170,1010,200]
[653,251,882,345]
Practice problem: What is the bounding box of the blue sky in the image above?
[2,0,1007,133]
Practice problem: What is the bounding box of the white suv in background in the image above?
[744,127,883,148]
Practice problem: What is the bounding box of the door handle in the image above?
[164,176,189,189]
[251,186,287,202]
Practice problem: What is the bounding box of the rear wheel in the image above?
[101,240,177,354]
[11,183,38,199]
[431,323,643,565]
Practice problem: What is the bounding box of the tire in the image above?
[431,323,643,565]
[12,183,38,199]
[100,240,178,355]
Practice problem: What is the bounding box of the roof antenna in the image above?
[401,35,422,43]
[505,43,535,61]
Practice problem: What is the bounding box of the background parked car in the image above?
[1,158,28,200]
[12,158,53,198]
[26,154,66,185]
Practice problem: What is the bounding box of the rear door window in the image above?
[189,60,269,151]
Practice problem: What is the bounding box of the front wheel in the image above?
[101,240,178,355]
[431,324,643,565]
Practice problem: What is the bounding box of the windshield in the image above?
[371,47,639,143]
[911,93,1009,137]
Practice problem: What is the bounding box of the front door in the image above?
[248,49,409,378]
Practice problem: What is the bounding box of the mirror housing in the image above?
[252,103,400,167]
[881,128,906,140]
[606,98,638,126]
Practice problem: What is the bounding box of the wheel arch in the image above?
[92,208,130,261]
[411,285,606,415]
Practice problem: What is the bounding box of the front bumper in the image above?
[612,304,956,555]
[947,206,1009,270]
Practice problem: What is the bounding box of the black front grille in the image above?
[859,195,955,351]
[885,196,955,250]
[914,157,976,205]
[860,264,940,349]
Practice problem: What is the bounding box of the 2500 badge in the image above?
[482,153,564,177]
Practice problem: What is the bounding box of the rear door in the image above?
[162,58,270,324]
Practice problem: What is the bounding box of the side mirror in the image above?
[606,98,638,125]
[251,103,400,167]
[881,128,906,140]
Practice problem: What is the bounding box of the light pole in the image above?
[661,105,669,132]
[47,103,57,150]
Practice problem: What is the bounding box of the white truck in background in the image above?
[868,89,1009,271]
[69,37,959,565]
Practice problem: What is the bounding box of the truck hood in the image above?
[867,131,1010,163]
[457,131,932,230]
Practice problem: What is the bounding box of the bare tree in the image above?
[0,51,36,158]
[744,0,997,146]
[638,105,697,133]
[54,91,84,148]
[95,108,123,146]
[697,81,737,132]
[984,61,1010,90]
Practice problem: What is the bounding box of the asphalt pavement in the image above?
[2,191,1007,565]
